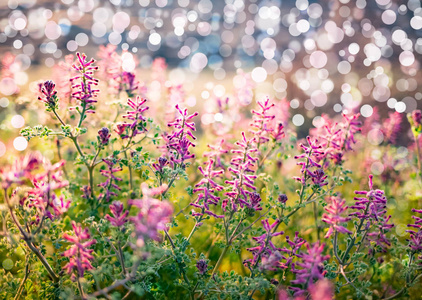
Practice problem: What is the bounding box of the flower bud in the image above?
[412,109,422,127]
[98,127,111,145]
[278,194,288,204]
[196,259,208,275]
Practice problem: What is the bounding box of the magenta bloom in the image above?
[412,110,422,127]
[0,152,43,189]
[98,158,122,202]
[321,196,352,238]
[121,96,149,139]
[62,221,97,280]
[98,127,111,145]
[70,52,99,115]
[294,137,324,185]
[121,71,139,97]
[308,279,334,300]
[244,219,286,271]
[350,175,394,251]
[224,132,258,212]
[406,209,422,259]
[382,111,402,144]
[153,156,169,173]
[290,242,330,296]
[105,201,129,228]
[27,159,69,221]
[250,98,275,144]
[129,183,173,247]
[204,139,228,169]
[250,98,285,144]
[165,105,198,166]
[191,159,224,219]
[350,174,387,221]
[312,113,361,166]
[196,259,208,275]
[38,80,58,108]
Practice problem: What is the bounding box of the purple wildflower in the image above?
[190,159,224,219]
[244,219,286,271]
[308,279,334,300]
[129,183,173,247]
[97,127,111,145]
[105,201,129,228]
[412,110,422,127]
[350,175,394,252]
[290,242,330,297]
[314,113,361,166]
[0,152,43,189]
[98,158,122,202]
[278,194,288,204]
[121,71,138,97]
[224,132,258,212]
[382,111,402,144]
[338,113,362,152]
[321,196,352,238]
[310,168,328,187]
[165,105,198,167]
[120,96,149,139]
[27,159,69,221]
[80,185,91,199]
[62,221,97,281]
[204,139,228,169]
[196,259,208,275]
[38,80,58,108]
[294,137,324,186]
[250,98,276,145]
[70,52,99,115]
[350,175,387,221]
[153,156,169,173]
[407,209,422,261]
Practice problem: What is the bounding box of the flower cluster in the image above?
[294,137,327,187]
[196,259,208,275]
[204,139,228,169]
[62,221,97,281]
[26,159,70,221]
[98,158,122,202]
[70,52,99,117]
[407,208,422,261]
[121,71,139,98]
[290,242,330,297]
[129,183,173,247]
[382,111,402,144]
[0,152,43,189]
[312,113,361,166]
[224,132,259,212]
[97,127,111,145]
[244,219,286,272]
[116,96,149,140]
[321,196,351,238]
[105,201,129,228]
[350,175,394,251]
[190,159,224,219]
[165,104,198,167]
[250,98,275,144]
[38,80,58,110]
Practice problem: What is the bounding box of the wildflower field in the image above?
[0,0,422,299]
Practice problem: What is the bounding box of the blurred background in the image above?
[0,0,421,155]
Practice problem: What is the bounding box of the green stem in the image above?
[14,258,30,300]
[313,201,321,240]
[211,246,229,276]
